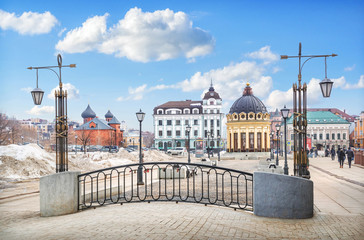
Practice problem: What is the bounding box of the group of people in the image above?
[329,147,355,168]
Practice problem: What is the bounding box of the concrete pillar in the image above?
[40,171,80,217]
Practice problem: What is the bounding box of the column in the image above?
[237,128,242,152]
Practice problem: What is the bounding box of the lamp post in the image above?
[186,125,191,163]
[75,135,78,154]
[270,132,274,160]
[281,105,290,175]
[217,135,221,161]
[136,109,145,185]
[280,43,336,177]
[207,131,210,158]
[28,54,76,173]
[275,124,281,166]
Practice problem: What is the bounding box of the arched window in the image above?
[158,110,163,114]
[210,141,215,147]
[177,142,181,147]
[167,142,172,148]
[158,142,163,148]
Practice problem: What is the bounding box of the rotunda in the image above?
[226,83,271,152]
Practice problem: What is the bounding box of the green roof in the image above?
[287,111,350,124]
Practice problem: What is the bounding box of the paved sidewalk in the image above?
[0,156,363,239]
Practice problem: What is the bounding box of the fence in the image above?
[354,150,364,166]
[78,162,253,211]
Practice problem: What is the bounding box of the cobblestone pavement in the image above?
[0,156,363,239]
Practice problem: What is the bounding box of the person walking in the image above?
[331,147,336,161]
[338,148,345,168]
[346,147,354,168]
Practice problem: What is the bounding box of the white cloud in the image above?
[47,83,80,99]
[332,75,364,89]
[246,46,279,65]
[26,105,54,115]
[344,64,356,72]
[57,27,67,37]
[56,8,214,62]
[21,87,33,93]
[117,84,178,101]
[0,9,58,35]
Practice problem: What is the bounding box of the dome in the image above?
[81,104,96,119]
[229,83,267,114]
[202,82,221,100]
[105,110,114,119]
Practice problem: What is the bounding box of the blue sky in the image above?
[0,0,363,131]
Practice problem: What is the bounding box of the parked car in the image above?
[166,147,187,155]
[101,146,119,153]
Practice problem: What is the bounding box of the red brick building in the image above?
[75,105,124,147]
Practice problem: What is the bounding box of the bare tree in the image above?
[77,128,93,153]
[0,114,21,145]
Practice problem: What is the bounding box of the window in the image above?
[332,133,335,140]
[185,130,188,136]
[291,134,294,140]
[217,110,220,114]
[319,134,323,140]
[194,130,198,136]
[193,109,199,114]
[167,131,172,136]
[343,133,346,140]
[313,134,317,140]
[337,133,341,140]
[184,109,189,114]
[166,110,171,114]
[210,119,214,127]
[167,120,172,126]
[210,109,214,114]
[158,142,163,148]
[210,101,214,105]
[204,110,207,113]
[217,130,220,137]
[159,131,163,137]
[158,110,163,114]
[205,130,208,138]
[326,133,329,140]
[204,120,207,127]
[185,120,189,125]
[176,130,181,136]
[217,120,220,127]
[194,120,198,125]
[158,120,163,126]
[176,120,181,125]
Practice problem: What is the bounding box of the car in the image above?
[101,146,119,153]
[166,147,187,155]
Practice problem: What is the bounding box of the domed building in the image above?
[226,83,271,153]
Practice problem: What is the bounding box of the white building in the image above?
[153,84,224,150]
[286,111,350,151]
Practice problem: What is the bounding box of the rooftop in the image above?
[287,111,350,125]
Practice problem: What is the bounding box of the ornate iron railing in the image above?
[78,162,253,211]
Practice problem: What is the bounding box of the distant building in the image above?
[226,83,271,153]
[353,111,364,148]
[153,83,224,150]
[124,129,143,148]
[286,111,350,150]
[75,105,124,147]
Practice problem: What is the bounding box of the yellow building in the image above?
[226,83,271,152]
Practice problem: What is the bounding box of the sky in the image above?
[0,0,363,132]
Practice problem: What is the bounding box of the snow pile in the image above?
[0,144,173,181]
[0,144,55,180]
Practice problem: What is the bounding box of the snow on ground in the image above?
[0,144,174,181]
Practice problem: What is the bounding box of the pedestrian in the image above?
[314,148,318,158]
[338,148,345,168]
[310,148,313,158]
[346,147,354,168]
[331,147,336,161]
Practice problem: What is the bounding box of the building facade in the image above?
[226,83,271,152]
[153,84,224,150]
[75,105,124,147]
[286,111,350,151]
[353,111,364,148]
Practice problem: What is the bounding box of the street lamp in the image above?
[281,105,290,175]
[75,135,78,154]
[136,109,145,185]
[275,124,281,166]
[217,135,221,161]
[270,132,274,160]
[280,43,337,177]
[186,125,191,163]
[28,54,76,173]
[207,131,210,158]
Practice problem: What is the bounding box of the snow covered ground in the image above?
[0,144,174,182]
